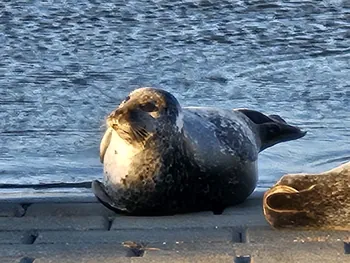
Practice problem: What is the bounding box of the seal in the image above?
[93,87,306,215]
[263,161,350,230]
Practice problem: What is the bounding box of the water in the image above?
[1,0,349,190]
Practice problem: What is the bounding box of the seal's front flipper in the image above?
[211,201,226,215]
[100,127,113,163]
[92,180,128,214]
[263,161,350,230]
[212,206,225,215]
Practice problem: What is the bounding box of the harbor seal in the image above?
[263,161,350,230]
[93,87,306,215]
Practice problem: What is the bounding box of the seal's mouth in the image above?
[106,113,151,146]
[99,115,151,163]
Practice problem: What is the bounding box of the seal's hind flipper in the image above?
[92,180,128,214]
[258,121,306,151]
[236,109,306,151]
[236,109,273,124]
[236,109,287,124]
[268,114,287,124]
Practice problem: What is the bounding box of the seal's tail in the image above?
[237,109,307,152]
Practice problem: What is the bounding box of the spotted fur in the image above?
[94,87,306,215]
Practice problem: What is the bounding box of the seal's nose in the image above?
[108,106,134,127]
[107,108,125,127]
[108,108,125,119]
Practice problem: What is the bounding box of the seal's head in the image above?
[107,87,183,145]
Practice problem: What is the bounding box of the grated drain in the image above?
[20,204,31,216]
[234,255,251,263]
[238,231,247,243]
[345,242,350,254]
[22,231,38,244]
[19,257,35,263]
[107,217,113,231]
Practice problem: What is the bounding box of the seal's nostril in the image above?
[109,108,123,118]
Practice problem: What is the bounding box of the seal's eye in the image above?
[140,102,158,112]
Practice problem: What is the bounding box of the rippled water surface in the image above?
[1,0,349,190]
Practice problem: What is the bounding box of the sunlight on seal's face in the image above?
[106,87,183,145]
